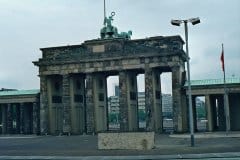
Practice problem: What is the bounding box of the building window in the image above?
[74,94,83,103]
[98,93,104,101]
[52,96,62,103]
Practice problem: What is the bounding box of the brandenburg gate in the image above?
[33,13,188,135]
[34,35,188,135]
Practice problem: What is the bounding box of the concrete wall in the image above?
[98,132,154,150]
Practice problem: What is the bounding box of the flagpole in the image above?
[222,43,230,135]
[222,43,226,87]
[104,0,106,25]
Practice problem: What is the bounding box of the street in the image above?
[0,132,240,159]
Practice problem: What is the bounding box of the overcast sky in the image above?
[0,0,239,95]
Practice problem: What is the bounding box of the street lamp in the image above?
[171,17,200,147]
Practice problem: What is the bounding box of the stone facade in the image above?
[186,81,240,132]
[34,36,188,135]
[0,90,40,135]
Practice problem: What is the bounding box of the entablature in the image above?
[34,35,186,67]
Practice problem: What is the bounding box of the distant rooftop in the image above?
[185,78,240,87]
[0,88,17,91]
[0,89,40,97]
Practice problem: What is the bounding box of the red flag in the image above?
[220,45,225,72]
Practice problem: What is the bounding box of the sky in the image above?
[0,0,239,95]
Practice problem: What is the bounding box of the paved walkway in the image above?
[169,131,240,138]
[0,131,239,158]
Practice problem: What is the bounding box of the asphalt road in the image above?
[0,133,240,159]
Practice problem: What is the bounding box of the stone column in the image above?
[127,72,138,131]
[92,74,108,132]
[7,104,13,134]
[1,105,7,134]
[145,68,154,131]
[85,74,95,134]
[32,102,39,134]
[40,75,49,135]
[153,71,163,133]
[15,104,20,134]
[119,70,138,131]
[192,96,197,131]
[205,95,213,132]
[19,103,24,134]
[62,74,71,135]
[70,75,86,134]
[145,68,163,133]
[224,93,231,131]
[119,71,129,131]
[23,105,31,134]
[172,66,187,133]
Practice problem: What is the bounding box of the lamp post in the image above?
[171,17,200,147]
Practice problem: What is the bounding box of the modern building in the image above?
[108,96,119,114]
[108,92,146,115]
[114,85,119,97]
[108,91,173,118]
[195,97,205,119]
[162,94,173,118]
[137,92,145,112]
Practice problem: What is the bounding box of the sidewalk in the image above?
[169,131,240,138]
[154,131,240,155]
